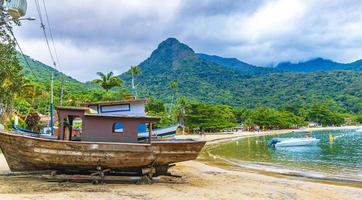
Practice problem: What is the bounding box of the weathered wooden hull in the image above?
[0,131,206,172]
[152,140,206,165]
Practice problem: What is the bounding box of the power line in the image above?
[41,0,61,71]
[34,0,65,105]
[34,0,57,71]
[40,0,65,105]
[6,26,41,82]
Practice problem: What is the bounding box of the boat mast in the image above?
[50,72,54,135]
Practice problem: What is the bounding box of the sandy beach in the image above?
[0,126,361,200]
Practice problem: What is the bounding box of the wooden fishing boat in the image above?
[0,130,205,173]
[0,103,206,176]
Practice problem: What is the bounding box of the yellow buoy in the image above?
[329,133,334,142]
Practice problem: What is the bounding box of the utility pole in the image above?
[0,0,4,15]
[131,68,137,99]
[60,77,64,106]
[50,72,54,135]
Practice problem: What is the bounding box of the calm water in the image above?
[207,129,362,181]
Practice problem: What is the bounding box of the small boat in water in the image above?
[356,128,362,132]
[268,137,320,147]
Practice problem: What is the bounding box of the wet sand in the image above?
[0,157,361,200]
[0,126,361,199]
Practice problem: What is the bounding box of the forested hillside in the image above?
[5,37,361,130]
[196,53,276,74]
[16,54,128,114]
[276,57,362,72]
[15,38,362,115]
[121,38,362,113]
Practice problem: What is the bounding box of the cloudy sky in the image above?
[13,0,362,81]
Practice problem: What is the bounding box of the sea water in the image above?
[206,129,362,181]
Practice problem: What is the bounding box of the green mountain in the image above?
[276,57,362,72]
[17,54,95,106]
[17,38,362,114]
[121,38,362,113]
[18,54,82,84]
[196,53,276,74]
[121,38,263,103]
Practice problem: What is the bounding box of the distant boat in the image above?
[268,137,320,147]
[356,128,362,132]
[138,125,178,140]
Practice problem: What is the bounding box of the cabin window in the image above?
[113,122,124,133]
[137,123,147,133]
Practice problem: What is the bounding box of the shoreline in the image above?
[188,125,362,186]
[0,125,361,199]
[176,125,362,143]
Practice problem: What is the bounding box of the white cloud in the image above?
[12,0,362,81]
[243,0,307,41]
[17,39,149,81]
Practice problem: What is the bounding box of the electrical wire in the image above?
[34,0,57,70]
[41,0,61,71]
[6,26,41,82]
[34,0,66,105]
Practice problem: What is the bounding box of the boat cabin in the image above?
[57,106,159,143]
[82,99,147,116]
[83,99,149,133]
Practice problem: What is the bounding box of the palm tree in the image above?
[130,66,141,98]
[176,96,187,134]
[168,81,178,117]
[92,72,123,92]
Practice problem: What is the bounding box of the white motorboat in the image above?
[268,137,320,147]
[356,128,362,132]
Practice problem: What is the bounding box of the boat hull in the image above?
[0,131,206,172]
[152,140,206,165]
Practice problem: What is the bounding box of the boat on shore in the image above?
[0,130,205,174]
[0,100,206,177]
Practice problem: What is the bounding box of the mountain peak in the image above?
[159,37,182,46]
[149,38,195,63]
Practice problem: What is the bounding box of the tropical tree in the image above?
[130,66,141,98]
[354,113,362,124]
[184,103,236,132]
[307,103,345,126]
[0,11,24,123]
[175,96,187,134]
[92,72,123,92]
[168,81,178,117]
[25,112,40,131]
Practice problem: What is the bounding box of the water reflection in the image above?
[209,129,362,179]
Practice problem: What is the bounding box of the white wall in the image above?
[96,102,146,116]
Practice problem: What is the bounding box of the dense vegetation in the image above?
[146,97,352,132]
[276,57,362,72]
[1,33,361,131]
[15,55,132,115]
[121,38,362,114]
[0,9,24,123]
